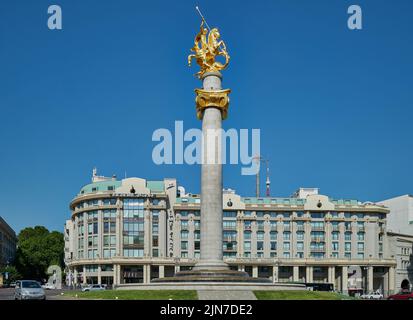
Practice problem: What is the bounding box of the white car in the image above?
[361,291,383,300]
[81,284,106,292]
[42,283,56,290]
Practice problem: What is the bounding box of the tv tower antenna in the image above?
[253,155,271,197]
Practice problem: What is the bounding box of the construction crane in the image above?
[252,155,271,198]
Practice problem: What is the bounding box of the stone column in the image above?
[143,265,151,284]
[97,265,102,285]
[193,72,229,272]
[113,265,117,285]
[159,265,165,278]
[383,269,389,297]
[389,266,395,294]
[252,266,258,278]
[82,265,87,284]
[328,266,335,289]
[306,266,313,283]
[342,266,348,294]
[293,266,299,282]
[367,266,374,292]
[272,265,279,283]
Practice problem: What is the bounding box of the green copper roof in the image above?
[330,199,360,205]
[80,180,121,194]
[242,197,306,205]
[175,196,362,206]
[147,181,164,193]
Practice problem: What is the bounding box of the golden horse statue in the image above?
[188,20,230,78]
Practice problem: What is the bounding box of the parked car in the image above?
[360,290,383,300]
[9,282,16,288]
[81,284,106,292]
[14,280,46,300]
[388,290,413,300]
[42,283,56,290]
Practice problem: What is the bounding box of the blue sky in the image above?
[0,0,412,232]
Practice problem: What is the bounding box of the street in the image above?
[0,288,74,300]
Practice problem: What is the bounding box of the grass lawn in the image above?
[64,290,198,300]
[254,290,356,300]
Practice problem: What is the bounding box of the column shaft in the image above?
[367,266,374,292]
[194,72,228,271]
[293,266,299,282]
[342,266,348,294]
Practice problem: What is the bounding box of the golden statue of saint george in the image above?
[188,19,230,78]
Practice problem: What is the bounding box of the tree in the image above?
[15,226,64,280]
[0,265,21,284]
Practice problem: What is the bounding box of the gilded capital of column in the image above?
[195,88,231,120]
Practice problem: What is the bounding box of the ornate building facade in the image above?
[64,171,397,294]
[0,216,17,267]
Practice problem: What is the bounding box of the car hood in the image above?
[22,288,44,294]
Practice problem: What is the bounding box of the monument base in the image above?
[115,281,306,291]
[151,269,272,283]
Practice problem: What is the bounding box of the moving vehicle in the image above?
[387,290,413,300]
[360,290,383,300]
[14,280,46,300]
[81,284,106,292]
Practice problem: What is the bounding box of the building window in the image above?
[244,241,251,251]
[345,242,351,251]
[283,252,290,258]
[257,231,264,241]
[296,211,304,218]
[310,212,324,219]
[257,241,264,251]
[283,242,290,251]
[103,221,116,234]
[270,241,277,251]
[345,232,352,241]
[103,248,116,258]
[270,231,277,240]
[181,230,189,239]
[223,211,237,218]
[283,232,291,241]
[357,253,364,259]
[332,232,339,240]
[297,242,304,251]
[181,241,188,250]
[123,249,143,257]
[180,220,188,230]
[223,221,236,229]
[296,232,304,241]
[103,235,116,247]
[244,231,251,240]
[332,242,339,251]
